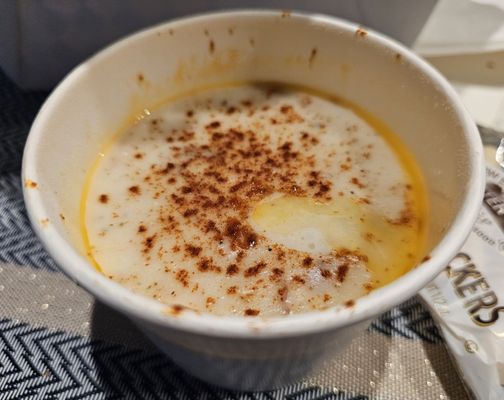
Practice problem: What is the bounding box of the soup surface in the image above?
[84,83,428,317]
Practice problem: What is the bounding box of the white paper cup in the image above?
[22,10,484,391]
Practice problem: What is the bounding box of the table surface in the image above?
[3,49,501,398]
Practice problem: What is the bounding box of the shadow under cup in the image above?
[22,11,484,390]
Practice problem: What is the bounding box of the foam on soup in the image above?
[83,83,428,317]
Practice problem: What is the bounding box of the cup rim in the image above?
[22,9,485,339]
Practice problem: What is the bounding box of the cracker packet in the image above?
[419,126,504,400]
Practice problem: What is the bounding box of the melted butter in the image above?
[251,193,424,287]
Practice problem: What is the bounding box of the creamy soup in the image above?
[83,83,428,317]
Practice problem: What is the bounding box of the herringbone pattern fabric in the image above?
[0,69,469,399]
[0,316,371,400]
[368,298,442,343]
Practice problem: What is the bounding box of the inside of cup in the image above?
[26,12,474,275]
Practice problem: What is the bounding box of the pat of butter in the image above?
[251,193,421,286]
[250,194,364,254]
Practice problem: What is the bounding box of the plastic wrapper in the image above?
[420,127,504,400]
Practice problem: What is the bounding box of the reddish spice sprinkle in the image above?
[204,220,218,233]
[185,244,202,257]
[226,264,239,275]
[244,261,267,277]
[318,183,330,193]
[355,28,368,38]
[244,308,260,316]
[176,269,189,287]
[129,185,140,195]
[309,47,318,67]
[344,299,355,308]
[336,264,349,283]
[350,177,366,189]
[171,304,184,315]
[398,208,414,225]
[197,258,221,273]
[98,194,109,204]
[183,209,198,218]
[269,267,284,281]
[224,217,258,250]
[160,162,175,174]
[25,180,38,189]
[320,269,332,279]
[205,121,221,130]
[363,283,374,292]
[302,257,313,267]
[142,234,157,253]
[280,105,291,114]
